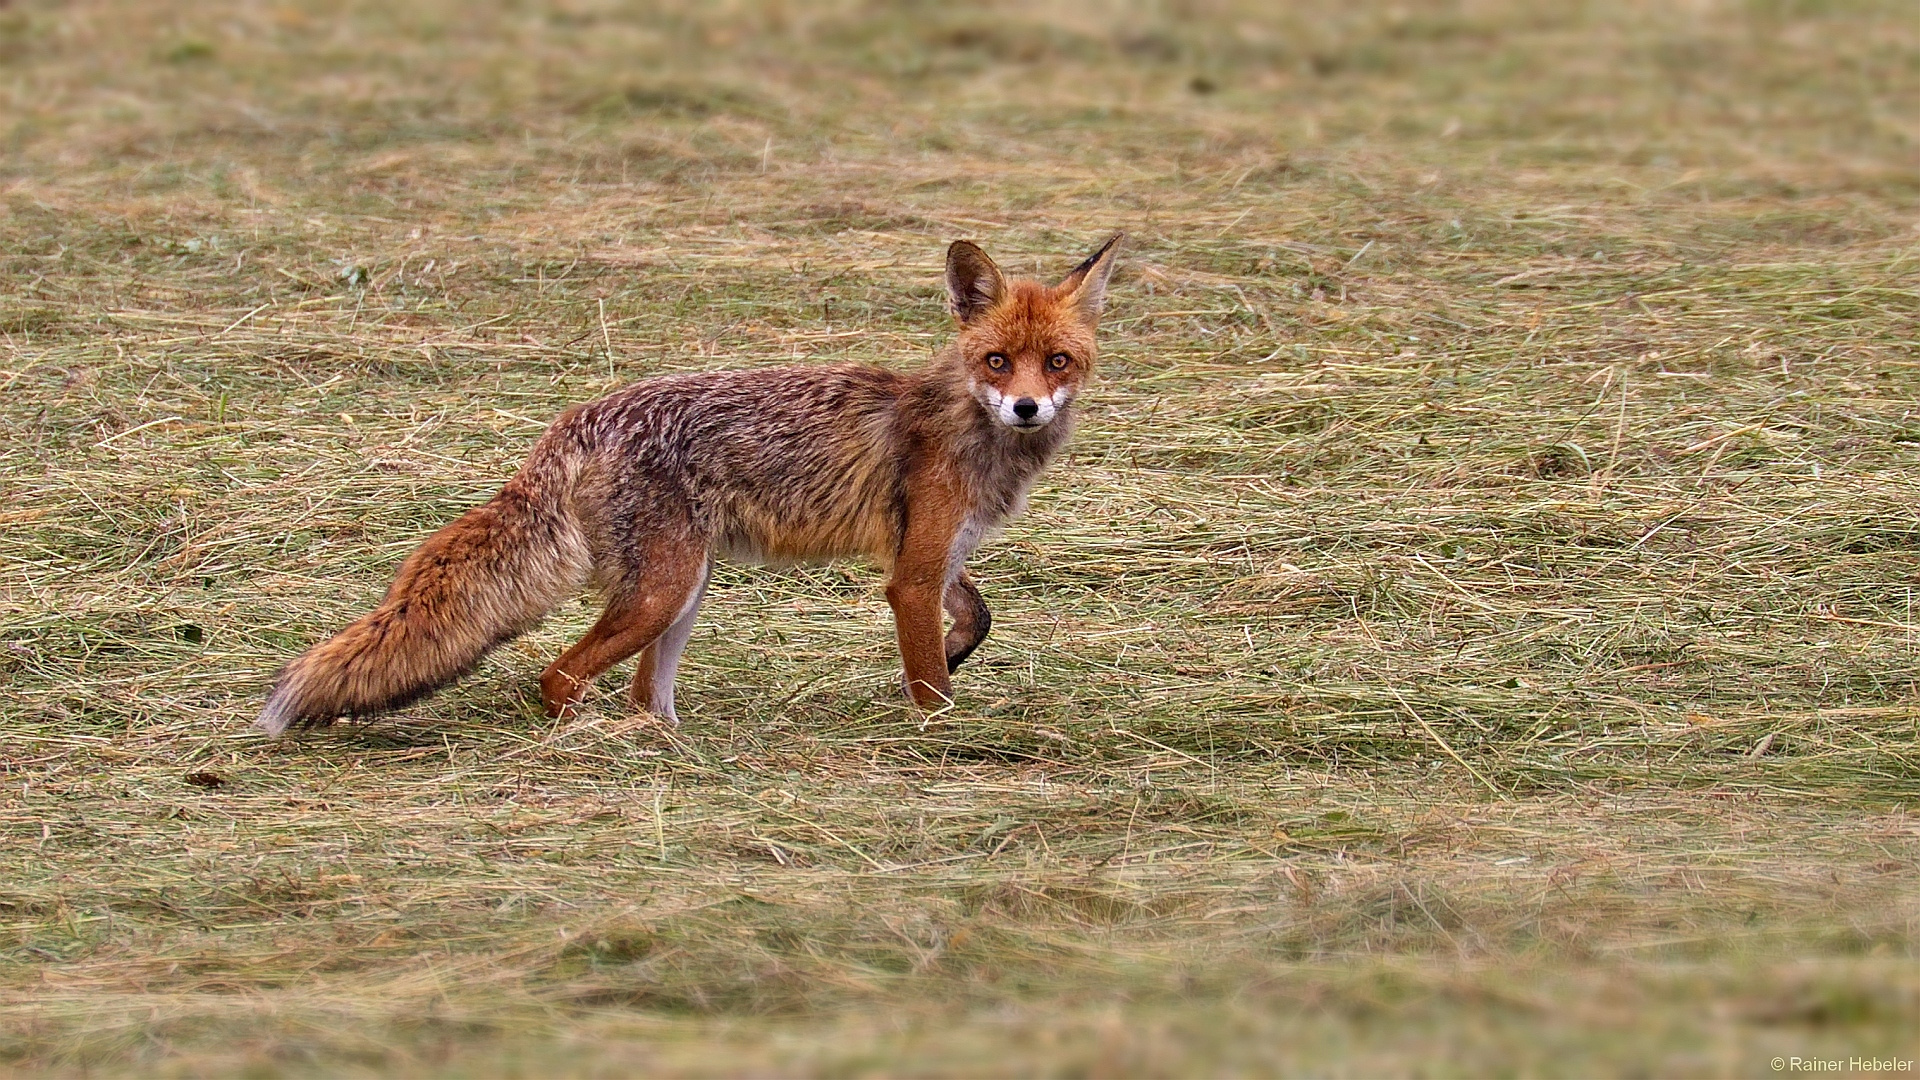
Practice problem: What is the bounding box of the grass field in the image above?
[3,0,1919,1074]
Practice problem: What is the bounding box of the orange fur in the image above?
[257,235,1122,734]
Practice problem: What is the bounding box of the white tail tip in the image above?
[255,691,297,737]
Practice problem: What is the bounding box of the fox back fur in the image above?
[258,234,1123,735]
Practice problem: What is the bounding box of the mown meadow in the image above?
[2,0,1918,1074]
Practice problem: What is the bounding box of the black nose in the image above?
[1012,398,1039,420]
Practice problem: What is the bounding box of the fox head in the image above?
[945,234,1122,432]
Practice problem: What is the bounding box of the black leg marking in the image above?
[944,574,992,673]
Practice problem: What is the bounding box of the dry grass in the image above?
[4,0,1920,1075]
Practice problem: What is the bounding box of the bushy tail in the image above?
[257,463,590,736]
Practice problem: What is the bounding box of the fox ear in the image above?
[945,240,1005,324]
[1057,233,1124,324]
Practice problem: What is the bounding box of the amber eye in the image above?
[1048,353,1071,371]
[985,353,1009,371]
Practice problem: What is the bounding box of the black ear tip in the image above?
[1064,233,1125,285]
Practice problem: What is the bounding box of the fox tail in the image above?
[256,455,589,736]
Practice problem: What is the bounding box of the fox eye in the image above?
[1048,353,1071,371]
[985,353,1009,371]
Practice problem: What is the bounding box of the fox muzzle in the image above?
[976,382,1068,430]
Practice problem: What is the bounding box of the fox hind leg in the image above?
[943,571,992,673]
[628,562,710,725]
[540,543,706,719]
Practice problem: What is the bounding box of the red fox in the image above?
[257,234,1123,735]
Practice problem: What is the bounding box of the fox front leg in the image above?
[943,571,992,673]
[889,477,966,710]
[887,573,951,708]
